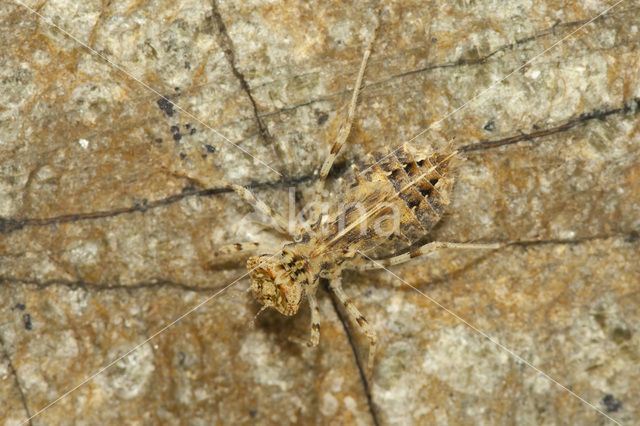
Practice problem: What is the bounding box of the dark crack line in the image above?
[2,99,638,235]
[5,232,635,292]
[348,230,639,300]
[210,0,286,168]
[256,5,640,121]
[378,5,639,85]
[323,279,380,426]
[459,98,640,152]
[357,231,639,270]
[11,4,637,181]
[0,277,232,293]
[0,171,316,234]
[506,231,640,247]
[468,231,640,248]
[0,339,33,426]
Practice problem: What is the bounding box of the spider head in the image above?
[247,250,310,316]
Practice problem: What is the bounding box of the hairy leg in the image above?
[328,278,377,371]
[316,20,380,189]
[352,241,502,270]
[226,184,291,234]
[289,285,321,348]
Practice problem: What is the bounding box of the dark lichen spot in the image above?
[624,230,639,243]
[185,123,191,129]
[170,125,180,134]
[205,144,216,153]
[174,87,180,91]
[0,217,24,234]
[190,127,197,135]
[173,132,182,142]
[249,409,257,418]
[483,120,495,131]
[157,97,175,117]
[184,61,191,69]
[14,303,25,311]
[155,138,163,143]
[611,326,632,344]
[317,111,329,125]
[179,152,186,160]
[593,312,606,329]
[601,394,622,413]
[23,313,32,330]
[431,37,438,42]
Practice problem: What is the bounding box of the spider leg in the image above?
[316,20,379,190]
[211,241,272,257]
[306,288,321,347]
[328,278,377,372]
[289,285,321,348]
[226,184,291,234]
[352,241,502,270]
[206,241,280,271]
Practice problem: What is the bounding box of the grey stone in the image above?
[1,1,638,424]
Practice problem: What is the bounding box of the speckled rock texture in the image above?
[1,0,639,425]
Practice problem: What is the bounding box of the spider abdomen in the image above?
[315,145,454,259]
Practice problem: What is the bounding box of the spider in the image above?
[213,20,499,370]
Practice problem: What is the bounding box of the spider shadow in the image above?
[249,294,313,358]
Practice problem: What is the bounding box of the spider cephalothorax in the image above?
[247,247,315,316]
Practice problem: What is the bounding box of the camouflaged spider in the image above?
[214,23,499,370]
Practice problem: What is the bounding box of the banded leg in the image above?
[316,22,379,187]
[212,241,271,258]
[328,279,377,371]
[226,184,291,234]
[306,289,321,347]
[207,241,276,270]
[353,241,502,270]
[289,287,321,347]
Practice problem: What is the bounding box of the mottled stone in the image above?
[1,0,639,425]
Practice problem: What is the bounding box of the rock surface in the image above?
[1,0,639,425]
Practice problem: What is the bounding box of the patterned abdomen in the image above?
[317,144,454,259]
[357,144,454,256]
